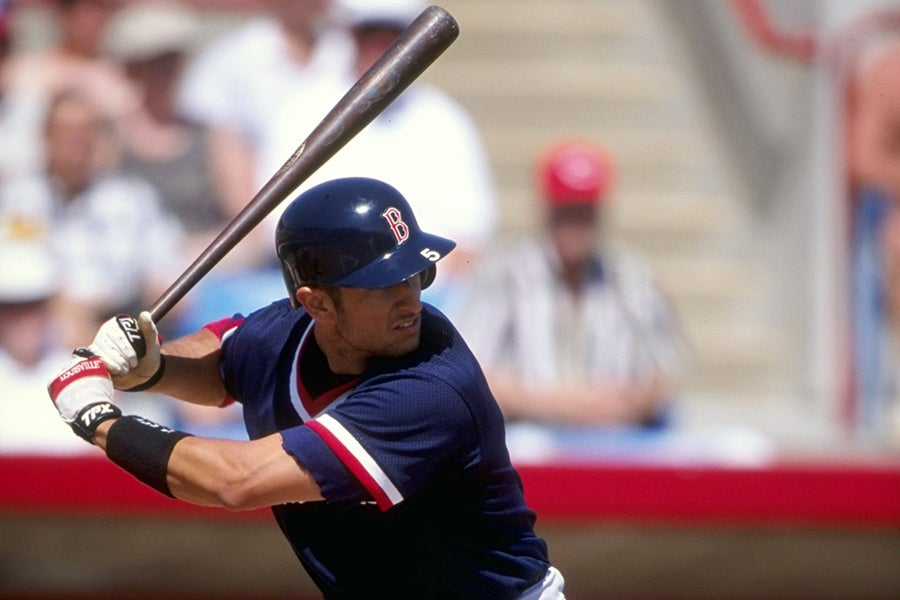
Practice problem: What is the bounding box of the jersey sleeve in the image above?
[281,374,477,512]
[214,298,299,401]
[203,315,244,341]
[198,315,243,407]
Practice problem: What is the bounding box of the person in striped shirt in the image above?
[453,140,686,432]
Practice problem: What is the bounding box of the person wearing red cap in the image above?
[453,140,686,449]
[538,140,616,298]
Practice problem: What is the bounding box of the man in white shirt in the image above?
[175,0,352,231]
[259,0,498,312]
[0,89,185,347]
[0,241,89,454]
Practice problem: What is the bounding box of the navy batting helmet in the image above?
[276,177,456,304]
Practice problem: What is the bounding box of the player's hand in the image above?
[88,311,163,391]
[47,352,121,442]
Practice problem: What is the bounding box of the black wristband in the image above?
[69,401,122,442]
[105,415,192,498]
[123,355,167,392]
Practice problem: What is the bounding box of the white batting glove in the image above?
[88,311,163,391]
[47,352,121,442]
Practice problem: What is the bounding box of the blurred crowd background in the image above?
[1,0,900,463]
[2,2,900,600]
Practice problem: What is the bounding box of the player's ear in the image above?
[296,286,336,322]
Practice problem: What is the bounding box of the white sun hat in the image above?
[336,0,426,30]
[102,1,203,63]
[0,241,58,304]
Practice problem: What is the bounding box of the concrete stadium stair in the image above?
[426,0,794,422]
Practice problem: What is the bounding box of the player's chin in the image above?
[384,326,421,356]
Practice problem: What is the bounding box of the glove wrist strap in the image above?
[124,355,167,392]
[70,402,122,442]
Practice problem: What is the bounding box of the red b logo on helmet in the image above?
[382,207,409,245]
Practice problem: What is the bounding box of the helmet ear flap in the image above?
[420,264,437,290]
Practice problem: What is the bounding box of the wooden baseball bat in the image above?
[148,5,459,322]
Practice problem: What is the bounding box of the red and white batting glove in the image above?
[48,351,122,442]
[88,311,163,391]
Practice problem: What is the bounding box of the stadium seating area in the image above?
[2,2,899,599]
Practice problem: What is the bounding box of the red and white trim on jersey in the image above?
[203,315,244,341]
[202,315,245,408]
[289,321,358,420]
[306,413,404,511]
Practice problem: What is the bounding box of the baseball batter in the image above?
[47,177,565,599]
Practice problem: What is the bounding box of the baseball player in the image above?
[47,177,565,599]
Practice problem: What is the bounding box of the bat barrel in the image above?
[148,6,459,322]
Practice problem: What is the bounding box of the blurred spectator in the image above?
[845,34,900,440]
[103,1,228,260]
[0,88,185,347]
[165,0,351,338]
[175,0,351,264]
[261,0,498,311]
[0,240,88,454]
[0,1,46,180]
[455,140,686,430]
[5,0,137,131]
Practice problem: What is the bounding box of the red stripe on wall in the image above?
[2,455,899,526]
[517,461,900,526]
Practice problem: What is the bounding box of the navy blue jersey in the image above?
[216,299,550,599]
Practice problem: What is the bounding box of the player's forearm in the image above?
[91,421,324,510]
[166,434,325,510]
[154,328,229,406]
